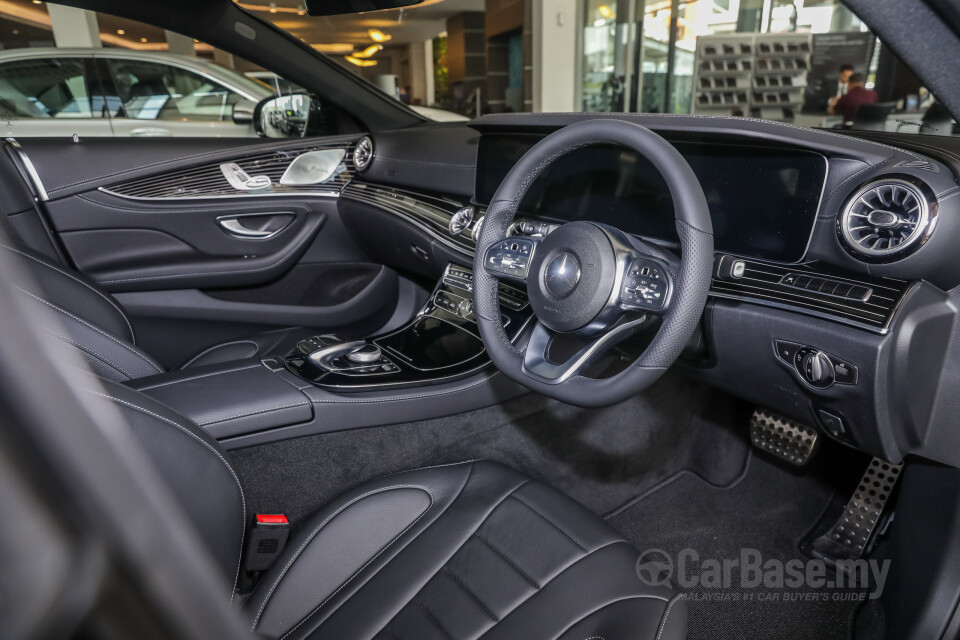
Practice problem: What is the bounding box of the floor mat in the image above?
[607,445,872,640]
[231,371,753,526]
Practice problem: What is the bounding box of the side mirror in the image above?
[253,93,322,139]
[232,99,257,125]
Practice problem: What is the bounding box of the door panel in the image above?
[8,135,402,356]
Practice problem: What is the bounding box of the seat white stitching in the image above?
[286,467,496,640]
[655,593,686,640]
[81,389,246,605]
[44,328,134,379]
[180,340,260,369]
[197,400,310,427]
[251,484,435,632]
[0,242,135,342]
[15,287,163,373]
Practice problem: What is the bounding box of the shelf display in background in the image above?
[692,33,811,121]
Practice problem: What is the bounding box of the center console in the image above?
[283,264,532,390]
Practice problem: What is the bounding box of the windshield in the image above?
[242,0,954,136]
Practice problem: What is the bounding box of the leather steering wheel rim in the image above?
[473,119,714,408]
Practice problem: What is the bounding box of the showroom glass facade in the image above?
[582,0,874,118]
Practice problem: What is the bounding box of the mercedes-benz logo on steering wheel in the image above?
[545,252,581,297]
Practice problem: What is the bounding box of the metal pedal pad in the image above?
[815,458,902,559]
[749,407,819,466]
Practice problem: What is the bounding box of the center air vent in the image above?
[839,178,934,260]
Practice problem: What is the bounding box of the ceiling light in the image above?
[297,2,306,15]
[140,37,148,43]
[597,5,614,19]
[345,55,378,67]
[368,29,391,43]
[269,2,277,13]
[117,29,125,35]
[32,0,41,4]
[311,43,355,54]
[353,44,382,58]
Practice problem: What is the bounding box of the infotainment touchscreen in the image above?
[475,134,826,263]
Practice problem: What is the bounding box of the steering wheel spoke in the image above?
[521,316,650,385]
[482,236,539,284]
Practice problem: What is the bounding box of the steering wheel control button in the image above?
[544,253,581,297]
[485,238,536,279]
[622,258,666,309]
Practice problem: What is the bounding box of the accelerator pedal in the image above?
[749,407,819,466]
[812,458,903,560]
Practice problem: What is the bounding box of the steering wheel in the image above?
[473,120,714,407]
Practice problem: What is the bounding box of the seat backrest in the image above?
[79,375,246,600]
[0,241,165,382]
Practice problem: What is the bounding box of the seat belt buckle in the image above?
[244,514,290,572]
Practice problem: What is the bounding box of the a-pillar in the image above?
[531,0,578,112]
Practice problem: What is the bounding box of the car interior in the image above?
[4,1,960,639]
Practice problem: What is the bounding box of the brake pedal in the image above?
[749,407,819,466]
[813,457,902,560]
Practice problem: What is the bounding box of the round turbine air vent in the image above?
[353,136,374,172]
[840,178,934,260]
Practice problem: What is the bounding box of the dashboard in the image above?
[475,134,827,262]
[338,113,960,470]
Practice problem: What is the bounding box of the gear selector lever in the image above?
[308,341,374,369]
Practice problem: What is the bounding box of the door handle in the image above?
[217,213,294,239]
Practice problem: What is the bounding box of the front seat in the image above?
[0,239,315,381]
[89,376,688,640]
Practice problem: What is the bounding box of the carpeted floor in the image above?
[230,371,752,525]
[230,372,875,639]
[606,441,874,640]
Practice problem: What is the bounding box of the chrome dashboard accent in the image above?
[101,140,355,201]
[353,136,374,172]
[448,206,474,235]
[711,255,910,333]
[839,178,935,260]
[5,138,49,201]
[341,181,476,254]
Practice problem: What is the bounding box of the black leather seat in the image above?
[91,377,687,640]
[0,240,315,381]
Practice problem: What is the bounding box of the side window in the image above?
[103,59,244,123]
[0,58,96,119]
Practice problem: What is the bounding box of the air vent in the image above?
[839,179,934,260]
[353,136,374,172]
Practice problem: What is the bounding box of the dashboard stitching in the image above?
[820,156,897,212]
[479,112,920,161]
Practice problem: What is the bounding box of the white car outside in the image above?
[0,48,272,138]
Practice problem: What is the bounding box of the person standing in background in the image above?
[836,63,854,98]
[828,72,878,122]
